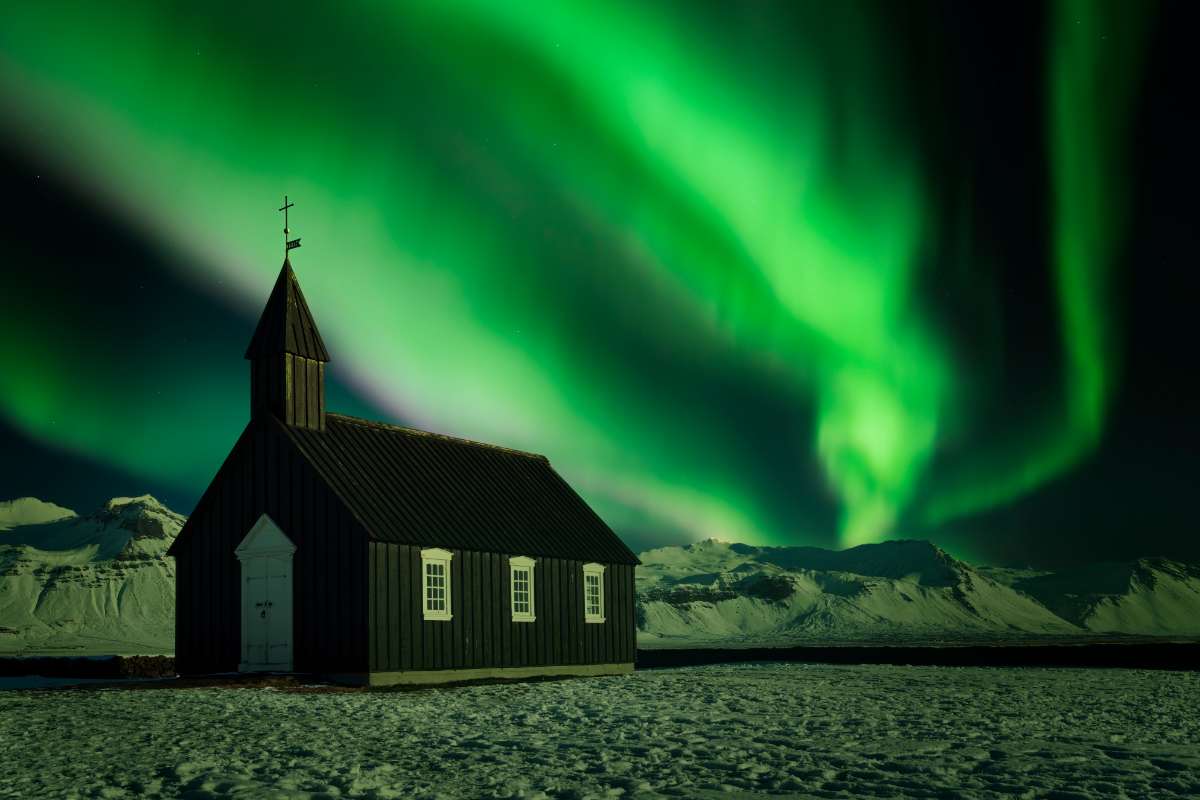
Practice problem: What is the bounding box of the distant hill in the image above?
[0,497,76,530]
[981,559,1200,637]
[4,494,1198,655]
[637,539,1200,647]
[0,496,182,655]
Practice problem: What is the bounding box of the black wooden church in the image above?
[167,258,639,685]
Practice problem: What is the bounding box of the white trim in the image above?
[509,556,536,622]
[234,514,297,560]
[236,516,295,672]
[582,562,606,623]
[421,547,453,621]
[356,662,634,687]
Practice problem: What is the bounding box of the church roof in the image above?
[275,413,640,565]
[244,259,330,361]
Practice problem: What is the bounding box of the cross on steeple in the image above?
[279,195,301,254]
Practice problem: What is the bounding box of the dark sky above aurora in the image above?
[0,1,1194,567]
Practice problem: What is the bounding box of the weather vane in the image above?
[279,195,301,255]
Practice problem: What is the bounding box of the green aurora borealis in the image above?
[0,1,1187,564]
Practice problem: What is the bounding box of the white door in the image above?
[241,554,293,670]
[242,556,271,666]
[235,515,297,673]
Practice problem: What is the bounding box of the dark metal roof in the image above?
[274,413,640,565]
[244,259,330,361]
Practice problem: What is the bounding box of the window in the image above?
[509,556,536,622]
[421,548,453,621]
[582,563,605,623]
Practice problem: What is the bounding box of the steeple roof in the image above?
[244,258,330,361]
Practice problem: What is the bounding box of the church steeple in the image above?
[245,258,329,430]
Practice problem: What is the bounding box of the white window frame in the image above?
[421,547,453,621]
[582,562,606,623]
[509,556,537,622]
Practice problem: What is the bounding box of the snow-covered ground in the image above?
[2,663,1197,799]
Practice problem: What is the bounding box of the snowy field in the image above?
[2,664,1198,799]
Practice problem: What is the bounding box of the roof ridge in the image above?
[325,413,549,461]
[263,412,639,565]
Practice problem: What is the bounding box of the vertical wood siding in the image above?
[176,419,636,678]
[249,356,325,431]
[367,546,636,672]
[174,419,368,675]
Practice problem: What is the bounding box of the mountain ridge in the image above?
[636,538,1200,647]
[0,495,181,655]
[3,496,1198,655]
[0,497,77,530]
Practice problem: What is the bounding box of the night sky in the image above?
[0,1,1194,567]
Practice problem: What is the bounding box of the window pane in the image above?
[512,567,533,616]
[585,573,601,616]
[425,560,450,614]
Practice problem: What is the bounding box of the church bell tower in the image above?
[244,258,330,430]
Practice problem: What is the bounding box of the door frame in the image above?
[234,513,297,672]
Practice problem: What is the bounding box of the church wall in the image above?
[176,415,635,679]
[367,543,636,674]
[174,416,369,675]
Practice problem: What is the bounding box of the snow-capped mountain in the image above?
[0,495,183,655]
[0,497,76,530]
[4,492,1198,655]
[981,559,1200,637]
[636,539,1200,647]
[635,539,1081,647]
